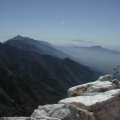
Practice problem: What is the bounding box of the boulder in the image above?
[30,104,70,120]
[59,74,120,120]
[0,117,30,120]
[68,74,119,97]
[98,74,113,81]
[59,89,120,110]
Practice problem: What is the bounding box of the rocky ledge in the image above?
[1,74,120,120]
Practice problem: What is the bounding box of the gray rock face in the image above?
[67,74,119,97]
[59,74,120,120]
[0,117,30,120]
[30,104,69,120]
[59,89,120,120]
[1,74,120,120]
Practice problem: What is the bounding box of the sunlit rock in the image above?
[68,74,119,97]
[30,104,70,120]
[59,74,120,120]
[98,74,113,81]
[0,117,30,120]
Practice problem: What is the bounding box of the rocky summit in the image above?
[1,74,120,120]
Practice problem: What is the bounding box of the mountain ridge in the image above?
[4,35,69,59]
[60,45,120,55]
[56,45,120,73]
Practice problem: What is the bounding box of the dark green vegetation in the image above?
[0,36,99,116]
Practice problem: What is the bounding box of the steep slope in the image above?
[5,35,68,59]
[0,43,98,116]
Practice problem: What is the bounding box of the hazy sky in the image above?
[0,0,120,46]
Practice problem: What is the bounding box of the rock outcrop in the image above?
[1,74,120,120]
[0,117,30,120]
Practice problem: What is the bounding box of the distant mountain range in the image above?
[79,45,120,54]
[0,36,98,116]
[56,45,120,73]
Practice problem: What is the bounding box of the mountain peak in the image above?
[11,35,25,40]
[4,36,69,59]
[16,35,23,38]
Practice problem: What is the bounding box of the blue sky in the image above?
[0,0,120,46]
